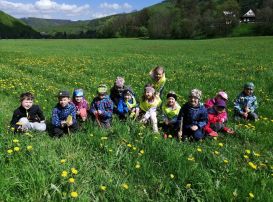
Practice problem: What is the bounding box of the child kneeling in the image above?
[51,91,78,137]
[204,99,234,137]
[10,92,46,133]
[117,89,139,120]
[139,85,162,133]
[90,84,113,128]
[176,89,208,141]
[161,91,181,138]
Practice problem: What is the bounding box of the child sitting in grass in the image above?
[161,91,181,138]
[10,92,46,133]
[204,99,234,137]
[72,88,89,122]
[176,89,208,141]
[234,82,258,121]
[117,89,139,120]
[51,91,78,137]
[90,84,114,128]
[204,91,228,109]
[149,66,166,98]
[139,85,162,133]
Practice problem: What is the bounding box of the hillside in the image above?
[0,11,40,38]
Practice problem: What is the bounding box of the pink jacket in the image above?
[204,108,229,134]
[72,98,89,111]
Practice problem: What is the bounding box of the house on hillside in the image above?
[223,11,236,24]
[241,9,255,23]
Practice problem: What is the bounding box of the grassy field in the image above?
[0,37,272,201]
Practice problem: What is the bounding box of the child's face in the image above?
[189,96,199,107]
[98,93,106,100]
[59,97,70,107]
[145,91,153,100]
[124,93,132,100]
[214,106,226,113]
[244,88,253,96]
[75,96,83,103]
[167,97,176,107]
[155,70,163,81]
[21,99,33,110]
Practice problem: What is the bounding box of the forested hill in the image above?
[0,11,40,39]
[2,0,273,39]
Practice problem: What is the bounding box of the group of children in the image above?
[10,66,259,140]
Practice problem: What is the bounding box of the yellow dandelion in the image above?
[60,159,66,164]
[185,183,191,189]
[253,151,260,157]
[224,159,229,164]
[14,147,20,152]
[121,183,129,190]
[127,144,132,148]
[135,164,141,169]
[170,174,175,179]
[108,149,113,152]
[248,162,257,170]
[7,149,13,154]
[168,135,172,138]
[197,147,202,152]
[71,168,78,175]
[213,137,218,140]
[214,151,219,155]
[69,178,75,184]
[133,147,137,151]
[70,191,78,198]
[244,155,249,159]
[90,133,94,137]
[13,139,19,143]
[218,143,224,147]
[249,192,254,198]
[187,156,195,161]
[27,145,33,151]
[101,136,108,140]
[61,170,68,177]
[245,149,251,154]
[100,185,107,191]
[140,149,145,154]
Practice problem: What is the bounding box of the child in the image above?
[234,82,258,121]
[117,89,139,120]
[204,99,234,137]
[72,88,89,121]
[176,89,208,141]
[51,91,78,137]
[90,84,114,128]
[149,66,166,98]
[139,85,162,133]
[204,91,228,109]
[10,92,46,133]
[161,91,181,138]
[110,76,133,116]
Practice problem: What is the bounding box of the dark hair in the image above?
[20,92,34,102]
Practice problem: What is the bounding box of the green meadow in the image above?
[0,37,272,201]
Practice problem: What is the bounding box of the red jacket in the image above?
[204,108,229,134]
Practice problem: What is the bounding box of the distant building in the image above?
[241,9,255,23]
[223,11,236,25]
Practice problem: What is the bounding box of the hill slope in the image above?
[0,11,40,38]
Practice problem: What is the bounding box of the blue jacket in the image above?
[90,95,113,120]
[117,98,129,114]
[234,92,258,115]
[51,103,77,127]
[177,103,208,130]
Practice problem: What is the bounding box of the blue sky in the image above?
[0,0,163,20]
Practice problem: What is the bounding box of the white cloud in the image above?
[99,2,132,10]
[0,0,91,19]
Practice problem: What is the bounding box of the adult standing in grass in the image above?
[51,91,78,137]
[176,89,208,141]
[234,82,258,121]
[149,66,166,98]
[10,92,46,133]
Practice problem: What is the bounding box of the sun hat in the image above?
[217,91,228,100]
[73,89,84,97]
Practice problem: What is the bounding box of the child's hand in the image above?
[242,112,248,119]
[76,110,80,115]
[164,119,169,125]
[98,110,102,115]
[191,125,198,131]
[178,131,183,139]
[209,131,218,137]
[67,120,73,126]
[61,121,67,128]
[227,128,235,134]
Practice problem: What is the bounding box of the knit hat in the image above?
[145,86,155,94]
[58,90,70,98]
[214,99,226,108]
[115,77,125,88]
[97,84,107,94]
[217,91,228,100]
[73,88,84,97]
[167,91,177,100]
[244,82,255,90]
[189,89,202,100]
